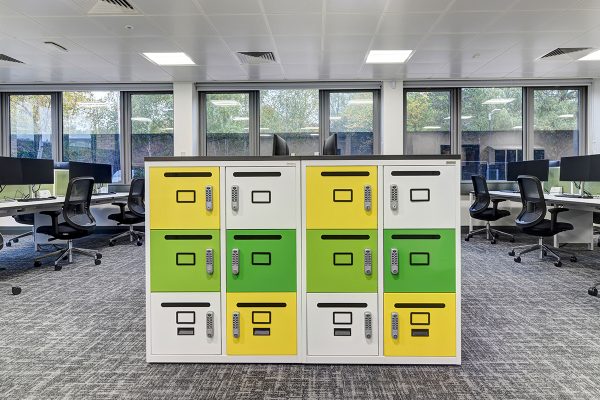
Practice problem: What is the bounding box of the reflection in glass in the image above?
[206,93,250,156]
[329,91,374,155]
[405,91,451,155]
[10,94,53,159]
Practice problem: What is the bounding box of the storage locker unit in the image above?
[226,292,297,356]
[383,229,456,293]
[306,229,377,293]
[306,293,378,356]
[150,229,220,292]
[383,293,456,357]
[150,292,221,355]
[149,166,220,230]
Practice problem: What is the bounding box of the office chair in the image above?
[34,177,102,271]
[465,175,515,244]
[108,178,145,247]
[5,214,34,247]
[508,175,577,267]
[0,234,21,295]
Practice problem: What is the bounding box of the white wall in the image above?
[381,80,403,155]
[590,79,600,154]
[173,82,199,157]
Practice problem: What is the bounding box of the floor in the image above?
[1,232,600,399]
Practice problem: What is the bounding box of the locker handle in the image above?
[206,248,214,275]
[391,248,399,275]
[364,249,372,275]
[364,185,372,211]
[231,248,240,275]
[205,185,213,211]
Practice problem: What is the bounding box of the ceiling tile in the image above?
[71,36,184,56]
[209,14,270,36]
[159,65,209,80]
[417,33,474,50]
[325,14,380,35]
[409,50,454,63]
[1,0,86,16]
[544,10,600,32]
[31,16,114,36]
[186,51,239,66]
[206,64,247,80]
[243,64,284,80]
[326,0,387,14]
[0,17,52,38]
[321,51,366,64]
[267,14,322,35]
[89,16,165,37]
[323,35,373,52]
[512,0,573,10]
[276,51,320,64]
[449,0,517,12]
[221,36,276,52]
[378,13,441,35]
[173,36,230,53]
[486,11,566,32]
[197,0,262,15]
[282,64,321,79]
[432,12,499,33]
[262,0,323,14]
[386,0,451,13]
[370,34,422,49]
[130,0,203,15]
[273,36,322,53]
[146,15,217,36]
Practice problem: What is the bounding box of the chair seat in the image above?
[520,219,574,237]
[37,223,90,240]
[108,211,145,225]
[471,208,511,221]
[13,213,35,225]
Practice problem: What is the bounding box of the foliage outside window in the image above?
[329,91,374,155]
[405,91,451,155]
[206,93,250,156]
[9,94,53,159]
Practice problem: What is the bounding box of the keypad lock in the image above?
[390,248,399,275]
[205,185,213,211]
[206,249,214,275]
[364,185,372,211]
[364,249,372,275]
[391,312,399,339]
[206,311,214,338]
[390,184,398,210]
[231,249,240,275]
[232,311,240,338]
[231,185,239,211]
[364,311,372,339]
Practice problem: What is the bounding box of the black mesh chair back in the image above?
[469,175,490,216]
[128,178,145,218]
[516,175,546,228]
[63,177,96,231]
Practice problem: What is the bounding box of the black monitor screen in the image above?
[323,133,338,156]
[0,157,23,185]
[587,154,600,182]
[69,161,112,184]
[506,159,549,181]
[560,155,591,182]
[272,134,290,156]
[20,158,54,185]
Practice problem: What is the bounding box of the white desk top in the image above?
[488,190,600,209]
[0,193,129,217]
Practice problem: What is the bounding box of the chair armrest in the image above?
[112,202,127,217]
[548,207,569,231]
[491,198,506,212]
[40,210,62,234]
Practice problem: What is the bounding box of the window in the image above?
[533,88,582,161]
[9,94,53,159]
[206,93,250,156]
[63,91,121,182]
[329,91,375,155]
[130,93,174,178]
[259,89,319,156]
[460,87,523,181]
[405,90,451,155]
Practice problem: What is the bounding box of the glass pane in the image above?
[63,91,121,182]
[533,89,580,160]
[405,91,451,155]
[460,87,523,181]
[206,93,250,156]
[9,94,53,159]
[131,93,174,179]
[259,89,320,156]
[329,91,374,155]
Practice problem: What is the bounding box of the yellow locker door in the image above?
[149,167,220,230]
[383,293,456,357]
[306,166,377,229]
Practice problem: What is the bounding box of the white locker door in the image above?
[150,293,221,355]
[225,166,297,229]
[306,293,378,356]
[383,165,458,229]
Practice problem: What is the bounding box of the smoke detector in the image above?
[236,51,277,65]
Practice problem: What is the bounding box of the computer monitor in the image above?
[588,154,600,181]
[506,159,549,181]
[0,157,23,186]
[272,134,290,156]
[322,133,338,156]
[69,161,112,184]
[559,155,591,182]
[20,158,54,185]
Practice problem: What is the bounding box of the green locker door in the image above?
[226,229,296,292]
[384,229,456,293]
[306,230,377,293]
[150,230,220,292]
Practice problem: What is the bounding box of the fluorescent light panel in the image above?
[366,50,413,63]
[142,52,195,66]
[579,50,600,60]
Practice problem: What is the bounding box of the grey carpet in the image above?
[1,232,600,399]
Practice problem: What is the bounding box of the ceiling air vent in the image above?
[539,47,593,60]
[88,0,139,15]
[236,51,277,65]
[0,54,24,64]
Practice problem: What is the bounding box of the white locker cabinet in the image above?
[150,293,221,355]
[225,166,297,229]
[383,165,458,229]
[306,293,378,356]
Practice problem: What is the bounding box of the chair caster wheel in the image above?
[554,261,562,267]
[54,265,62,271]
[137,241,143,246]
[13,238,18,244]
[6,242,11,247]
[94,259,101,266]
[510,238,515,243]
[464,236,470,242]
[508,251,515,256]
[96,253,102,260]
[514,256,521,263]
[12,286,21,295]
[542,251,547,256]
[491,239,496,244]
[108,241,115,247]
[589,287,598,297]
[33,261,41,268]
[570,256,577,262]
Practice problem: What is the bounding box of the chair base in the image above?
[509,238,577,267]
[5,230,33,247]
[0,268,21,295]
[465,222,515,244]
[34,240,102,271]
[589,283,600,297]
[109,225,143,247]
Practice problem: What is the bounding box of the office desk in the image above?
[469,191,600,249]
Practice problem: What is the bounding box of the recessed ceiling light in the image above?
[482,98,515,105]
[348,99,373,105]
[210,100,240,107]
[366,50,413,64]
[558,114,575,118]
[142,52,195,66]
[423,126,441,130]
[579,50,600,60]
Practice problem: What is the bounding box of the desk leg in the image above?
[468,193,473,232]
[555,209,594,249]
